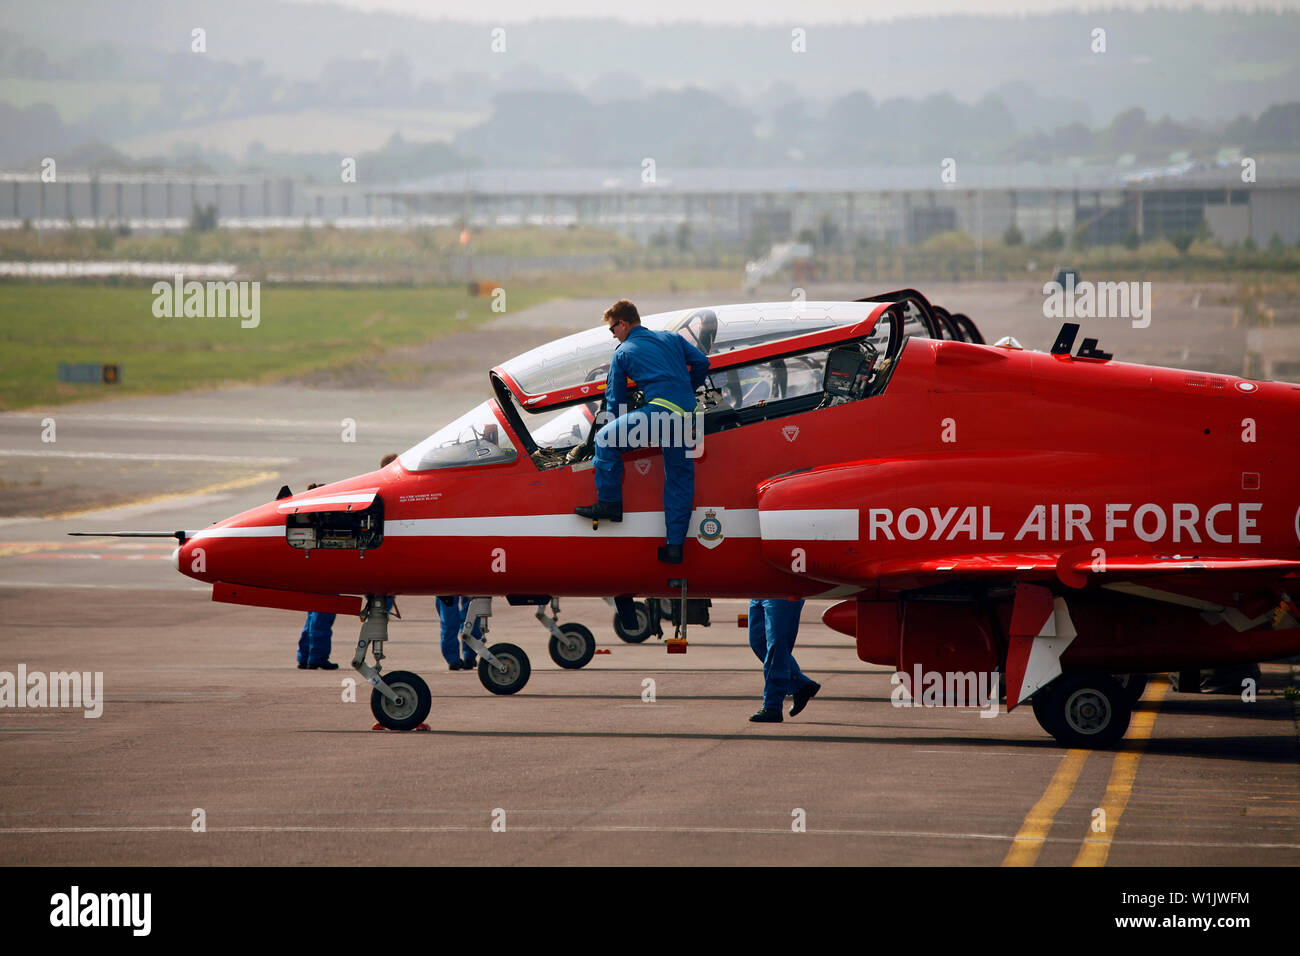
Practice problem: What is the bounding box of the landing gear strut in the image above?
[666,578,689,654]
[353,595,432,731]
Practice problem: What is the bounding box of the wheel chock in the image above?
[370,722,432,732]
[665,638,687,654]
[594,648,611,654]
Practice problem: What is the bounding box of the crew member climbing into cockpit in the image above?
[575,299,711,564]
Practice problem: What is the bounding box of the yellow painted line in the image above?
[1073,678,1171,867]
[44,470,280,520]
[1002,748,1090,866]
[0,543,52,558]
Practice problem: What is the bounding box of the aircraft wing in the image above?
[1054,553,1300,587]
[837,551,1300,591]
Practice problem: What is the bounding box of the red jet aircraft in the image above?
[82,290,1300,747]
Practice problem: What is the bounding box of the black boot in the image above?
[657,543,683,564]
[575,500,622,522]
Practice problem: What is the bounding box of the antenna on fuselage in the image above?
[1051,322,1113,361]
[1051,323,1080,355]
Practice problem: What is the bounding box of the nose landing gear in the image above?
[353,595,432,731]
[370,670,432,732]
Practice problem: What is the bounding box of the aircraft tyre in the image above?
[1116,673,1149,706]
[549,622,596,669]
[370,670,432,731]
[479,643,531,695]
[1030,687,1061,738]
[1032,671,1132,749]
[612,601,653,643]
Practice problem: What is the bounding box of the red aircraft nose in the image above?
[178,500,284,585]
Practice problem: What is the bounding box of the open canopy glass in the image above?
[495,301,878,399]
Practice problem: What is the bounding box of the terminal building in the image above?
[3,160,1298,247]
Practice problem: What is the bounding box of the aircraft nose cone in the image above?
[177,538,210,581]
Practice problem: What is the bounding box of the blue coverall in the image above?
[748,599,814,711]
[437,596,484,665]
[594,325,710,546]
[297,612,336,667]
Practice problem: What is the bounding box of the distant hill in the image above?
[0,3,1297,125]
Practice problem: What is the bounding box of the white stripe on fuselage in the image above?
[758,509,860,541]
[189,526,284,540]
[386,511,762,538]
[187,509,859,541]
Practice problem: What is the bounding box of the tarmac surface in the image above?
[1,279,1297,865]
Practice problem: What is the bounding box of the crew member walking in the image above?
[747,598,820,722]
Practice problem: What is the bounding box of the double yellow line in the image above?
[1003,679,1170,867]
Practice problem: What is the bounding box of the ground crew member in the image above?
[297,610,338,670]
[437,595,484,670]
[575,299,710,563]
[747,598,820,722]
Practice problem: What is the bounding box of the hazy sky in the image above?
[283,0,1300,24]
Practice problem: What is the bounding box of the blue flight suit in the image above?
[748,599,814,711]
[297,612,336,667]
[595,325,710,545]
[437,596,483,665]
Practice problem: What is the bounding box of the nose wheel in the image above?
[370,669,432,731]
[352,595,432,731]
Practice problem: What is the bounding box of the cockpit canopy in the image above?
[399,401,516,472]
[496,301,879,399]
[399,293,967,473]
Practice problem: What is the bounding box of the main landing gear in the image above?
[534,597,596,669]
[611,598,654,643]
[458,596,532,695]
[353,595,433,731]
[1029,669,1134,749]
[608,593,712,644]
